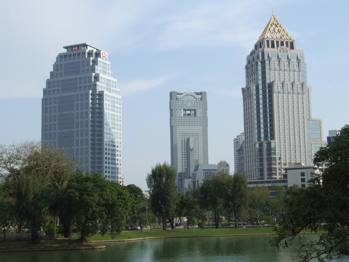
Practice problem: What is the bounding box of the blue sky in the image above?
[1,0,348,189]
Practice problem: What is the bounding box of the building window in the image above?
[301,172,305,177]
[182,109,196,117]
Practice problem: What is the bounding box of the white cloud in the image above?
[121,75,174,96]
[0,0,294,98]
[154,0,263,51]
[0,0,163,98]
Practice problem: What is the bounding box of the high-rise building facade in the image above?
[233,132,245,174]
[327,129,340,144]
[242,16,320,181]
[307,119,325,161]
[42,43,122,183]
[170,91,208,193]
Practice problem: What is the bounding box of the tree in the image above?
[100,182,131,237]
[275,126,349,261]
[126,184,147,230]
[43,146,74,238]
[66,173,105,241]
[147,163,177,230]
[227,173,247,228]
[199,173,230,228]
[13,146,74,243]
[0,143,38,232]
[179,191,203,228]
[0,184,14,240]
[246,187,269,225]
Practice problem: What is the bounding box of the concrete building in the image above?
[42,43,122,183]
[248,165,321,189]
[170,91,208,193]
[308,119,326,160]
[192,164,218,190]
[217,160,230,175]
[242,15,322,181]
[233,133,245,174]
[285,165,316,188]
[247,178,287,189]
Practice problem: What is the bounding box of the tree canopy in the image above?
[275,126,349,261]
[147,163,177,230]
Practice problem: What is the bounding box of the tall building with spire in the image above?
[242,15,322,181]
[42,43,123,183]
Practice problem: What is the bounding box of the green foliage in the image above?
[66,173,105,241]
[126,184,148,230]
[0,184,14,240]
[0,144,132,243]
[178,191,203,228]
[101,182,131,237]
[275,126,349,261]
[227,173,248,228]
[198,173,248,228]
[199,173,230,228]
[246,187,269,224]
[147,163,177,230]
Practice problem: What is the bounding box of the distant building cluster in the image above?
[41,16,345,191]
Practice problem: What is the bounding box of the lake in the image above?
[0,236,348,262]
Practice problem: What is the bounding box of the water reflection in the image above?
[1,236,348,262]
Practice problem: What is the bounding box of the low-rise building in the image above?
[192,164,218,189]
[285,166,315,188]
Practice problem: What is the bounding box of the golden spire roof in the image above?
[258,15,293,41]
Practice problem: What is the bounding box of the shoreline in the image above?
[92,232,275,244]
[0,228,275,253]
[0,240,106,254]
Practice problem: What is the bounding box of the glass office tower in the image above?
[42,43,122,183]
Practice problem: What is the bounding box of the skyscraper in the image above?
[170,91,208,193]
[307,119,326,161]
[42,43,122,183]
[242,15,321,181]
[233,132,245,174]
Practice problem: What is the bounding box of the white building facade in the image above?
[242,15,321,181]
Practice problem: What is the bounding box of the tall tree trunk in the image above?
[214,210,219,229]
[80,228,87,242]
[169,217,175,230]
[162,216,167,230]
[2,229,6,241]
[31,220,40,244]
[234,210,238,229]
[61,218,71,238]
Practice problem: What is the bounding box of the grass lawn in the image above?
[89,227,274,241]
